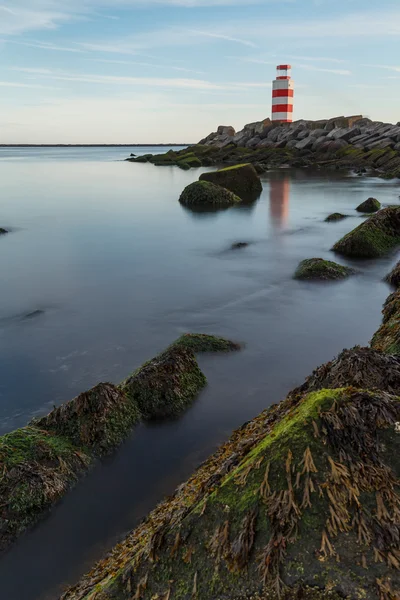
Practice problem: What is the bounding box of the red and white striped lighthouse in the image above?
[272,65,294,123]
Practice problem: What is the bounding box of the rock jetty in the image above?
[0,333,240,554]
[61,286,400,600]
[127,116,400,178]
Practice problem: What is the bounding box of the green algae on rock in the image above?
[371,290,400,355]
[179,180,241,207]
[199,163,263,201]
[332,206,400,258]
[356,197,381,213]
[294,258,354,280]
[120,346,207,421]
[60,386,400,600]
[35,383,140,455]
[171,333,241,353]
[385,261,400,288]
[0,426,91,554]
[325,213,348,222]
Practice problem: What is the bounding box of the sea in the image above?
[0,145,398,599]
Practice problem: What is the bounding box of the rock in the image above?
[295,137,314,150]
[177,161,191,170]
[199,163,262,200]
[22,309,45,320]
[385,261,400,288]
[36,383,140,454]
[231,242,249,250]
[217,125,235,137]
[130,153,136,157]
[332,206,400,258]
[179,181,241,207]
[253,163,266,174]
[170,333,241,353]
[325,213,348,222]
[356,197,381,213]
[294,258,354,280]
[371,289,400,354]
[0,228,8,235]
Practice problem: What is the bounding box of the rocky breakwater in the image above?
[128,116,400,178]
[61,289,400,600]
[0,334,240,554]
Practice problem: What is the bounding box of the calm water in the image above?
[0,146,399,599]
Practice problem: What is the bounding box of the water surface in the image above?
[0,147,398,599]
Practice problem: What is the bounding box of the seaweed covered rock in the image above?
[61,387,400,600]
[385,261,400,288]
[171,333,241,353]
[325,213,348,222]
[356,197,381,213]
[371,290,400,354]
[289,346,400,399]
[121,346,207,420]
[294,258,353,280]
[199,163,263,200]
[332,206,400,258]
[179,180,241,207]
[0,228,8,234]
[0,426,91,553]
[36,383,140,454]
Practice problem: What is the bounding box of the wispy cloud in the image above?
[0,80,62,89]
[88,58,205,75]
[230,57,351,75]
[363,63,400,73]
[189,30,257,48]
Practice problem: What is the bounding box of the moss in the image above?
[171,333,241,353]
[199,163,262,201]
[179,180,242,207]
[294,258,354,280]
[332,206,400,258]
[325,213,348,223]
[356,198,381,213]
[177,161,191,170]
[385,261,400,288]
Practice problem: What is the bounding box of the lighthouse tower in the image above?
[272,65,294,123]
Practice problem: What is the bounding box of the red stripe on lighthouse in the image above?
[272,104,293,113]
[272,89,294,98]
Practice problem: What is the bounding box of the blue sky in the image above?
[1,0,400,143]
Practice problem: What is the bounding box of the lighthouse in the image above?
[272,65,294,123]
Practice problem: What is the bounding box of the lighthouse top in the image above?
[276,65,292,80]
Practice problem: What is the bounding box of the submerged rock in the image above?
[0,228,8,235]
[356,197,381,213]
[325,213,348,222]
[179,180,241,207]
[385,261,400,288]
[231,241,250,250]
[332,206,400,258]
[199,163,263,200]
[294,258,354,280]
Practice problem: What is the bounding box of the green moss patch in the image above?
[171,333,241,353]
[294,258,354,280]
[325,213,348,222]
[179,180,241,207]
[356,197,381,213]
[199,163,262,201]
[332,206,400,258]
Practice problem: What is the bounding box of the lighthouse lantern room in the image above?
[272,65,294,123]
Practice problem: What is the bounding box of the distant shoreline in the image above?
[0,144,192,148]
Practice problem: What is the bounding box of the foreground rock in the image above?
[199,163,262,200]
[61,290,400,600]
[371,290,400,355]
[332,206,400,258]
[325,213,348,222]
[294,258,353,280]
[0,333,240,554]
[385,261,400,288]
[179,181,241,207]
[356,197,381,213]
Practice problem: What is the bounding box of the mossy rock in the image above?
[61,387,400,600]
[171,333,241,353]
[0,228,8,234]
[179,180,241,207]
[325,213,348,223]
[35,383,140,454]
[385,261,400,288]
[120,346,206,420]
[199,163,263,201]
[356,197,381,213]
[294,258,354,280]
[332,206,400,258]
[371,290,400,354]
[177,161,191,170]
[0,426,91,553]
[180,155,202,167]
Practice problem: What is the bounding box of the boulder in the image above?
[325,213,348,222]
[179,181,241,207]
[294,258,354,280]
[332,206,400,258]
[199,163,262,200]
[371,290,400,354]
[356,197,381,213]
[0,228,8,234]
[217,125,235,137]
[231,242,249,250]
[385,261,400,288]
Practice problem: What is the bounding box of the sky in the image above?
[0,0,400,143]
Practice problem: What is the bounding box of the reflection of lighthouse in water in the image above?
[269,176,290,229]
